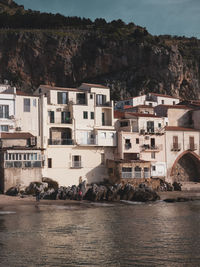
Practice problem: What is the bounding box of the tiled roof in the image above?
[81,83,109,89]
[165,126,198,132]
[124,105,133,109]
[126,112,161,118]
[0,132,34,139]
[132,105,154,109]
[39,85,80,92]
[114,111,125,119]
[150,93,180,99]
[16,91,34,97]
[156,104,192,110]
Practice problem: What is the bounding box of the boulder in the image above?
[173,182,182,191]
[132,188,160,202]
[42,177,59,190]
[6,187,19,196]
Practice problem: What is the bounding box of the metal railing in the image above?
[48,139,74,145]
[187,144,197,151]
[5,161,42,168]
[134,171,142,178]
[171,143,181,151]
[49,118,72,124]
[122,172,132,178]
[96,101,112,107]
[141,144,162,151]
[71,161,82,168]
[144,172,150,178]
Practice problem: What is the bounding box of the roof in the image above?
[165,126,198,132]
[124,105,133,109]
[0,132,34,139]
[114,111,125,119]
[126,112,161,118]
[16,91,35,97]
[150,93,180,99]
[80,83,109,89]
[156,104,192,110]
[132,105,154,109]
[39,85,81,92]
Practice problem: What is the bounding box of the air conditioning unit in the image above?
[9,115,15,119]
[30,137,36,146]
[16,127,21,131]
[56,108,62,112]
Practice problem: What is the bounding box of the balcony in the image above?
[187,144,197,151]
[121,171,150,179]
[171,143,181,151]
[49,118,72,124]
[141,144,162,151]
[71,161,82,168]
[77,138,97,145]
[125,143,132,150]
[48,139,74,145]
[5,161,42,168]
[96,101,112,107]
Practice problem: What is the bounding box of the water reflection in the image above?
[0,202,200,266]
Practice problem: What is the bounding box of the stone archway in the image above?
[171,151,200,182]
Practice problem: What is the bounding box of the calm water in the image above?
[0,201,200,267]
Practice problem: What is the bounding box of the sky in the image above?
[15,0,200,38]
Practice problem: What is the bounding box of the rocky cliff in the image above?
[0,1,200,100]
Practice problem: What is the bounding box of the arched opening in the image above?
[171,151,200,182]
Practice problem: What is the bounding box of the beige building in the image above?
[34,83,116,186]
[0,132,43,192]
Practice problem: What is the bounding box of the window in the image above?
[151,152,156,159]
[33,99,37,107]
[173,136,178,150]
[24,98,30,112]
[48,158,52,168]
[101,132,106,139]
[0,125,8,132]
[108,168,113,174]
[90,112,94,119]
[152,166,156,171]
[96,94,106,105]
[90,94,93,99]
[57,92,68,104]
[158,123,161,128]
[61,111,71,123]
[125,139,131,149]
[72,155,81,168]
[161,100,164,104]
[76,93,86,105]
[149,103,152,107]
[125,101,130,105]
[136,138,139,144]
[135,166,142,178]
[147,121,154,133]
[173,101,176,105]
[122,167,132,172]
[49,111,54,123]
[0,105,9,118]
[83,111,88,119]
[120,121,129,127]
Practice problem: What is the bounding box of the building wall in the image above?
[15,95,39,137]
[165,130,200,183]
[168,108,190,127]
[42,146,114,186]
[3,168,42,192]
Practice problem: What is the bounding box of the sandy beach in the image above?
[1,191,200,209]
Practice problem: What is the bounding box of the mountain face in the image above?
[0,2,200,100]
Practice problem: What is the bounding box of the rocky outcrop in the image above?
[0,28,199,100]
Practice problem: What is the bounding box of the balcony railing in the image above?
[97,101,112,107]
[187,144,197,151]
[122,172,132,179]
[48,139,74,145]
[49,118,72,124]
[5,161,42,168]
[171,143,181,151]
[78,138,96,145]
[121,171,147,179]
[141,144,162,151]
[71,161,82,168]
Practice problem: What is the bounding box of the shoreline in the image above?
[1,191,200,209]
